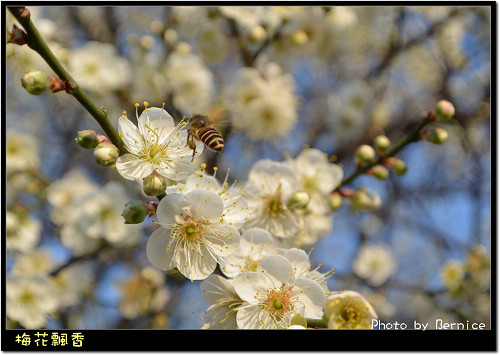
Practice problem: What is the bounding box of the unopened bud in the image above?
[391,159,408,176]
[288,190,310,210]
[371,165,389,180]
[143,172,167,196]
[328,191,343,211]
[351,187,381,211]
[249,25,267,42]
[374,135,391,153]
[290,30,308,46]
[434,100,455,121]
[427,127,448,144]
[290,313,308,328]
[175,41,191,55]
[21,70,49,95]
[150,20,164,35]
[355,145,376,164]
[121,201,147,224]
[164,28,178,45]
[94,142,119,167]
[75,130,100,149]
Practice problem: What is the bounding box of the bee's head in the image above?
[189,114,209,129]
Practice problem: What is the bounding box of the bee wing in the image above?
[212,119,231,131]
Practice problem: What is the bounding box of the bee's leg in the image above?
[191,145,197,162]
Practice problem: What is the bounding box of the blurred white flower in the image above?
[7,275,59,329]
[441,259,464,290]
[225,63,298,141]
[11,249,54,276]
[68,41,132,92]
[116,105,202,182]
[163,52,214,113]
[324,290,378,329]
[234,254,325,329]
[6,211,41,253]
[146,190,241,280]
[59,181,142,252]
[244,159,303,239]
[218,227,279,278]
[46,168,98,226]
[289,211,333,248]
[326,80,374,146]
[6,131,39,175]
[60,223,101,256]
[281,7,328,55]
[118,266,170,320]
[352,244,397,286]
[287,148,343,213]
[53,264,93,308]
[201,274,243,329]
[196,21,229,63]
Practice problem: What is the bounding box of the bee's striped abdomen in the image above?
[198,127,224,152]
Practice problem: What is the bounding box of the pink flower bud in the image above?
[75,130,99,149]
[434,100,455,121]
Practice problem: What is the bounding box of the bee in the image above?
[186,114,225,162]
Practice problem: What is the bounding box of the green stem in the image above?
[336,118,431,190]
[8,7,129,155]
[306,318,328,329]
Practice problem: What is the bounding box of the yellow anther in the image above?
[143,101,149,106]
[135,103,140,107]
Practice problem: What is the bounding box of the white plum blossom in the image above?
[118,266,171,320]
[163,52,214,114]
[352,244,397,286]
[116,105,203,182]
[234,254,325,329]
[6,131,39,175]
[166,169,249,230]
[244,159,303,240]
[196,21,229,63]
[288,148,343,213]
[281,248,334,293]
[289,211,333,248]
[326,80,375,147]
[46,168,98,226]
[11,249,54,276]
[71,181,141,245]
[146,190,241,280]
[200,274,243,329]
[218,227,279,278]
[225,63,298,141]
[58,181,142,254]
[6,211,41,253]
[6,275,59,329]
[67,41,132,92]
[324,290,378,329]
[52,264,93,308]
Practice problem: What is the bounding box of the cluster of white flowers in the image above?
[7,246,93,328]
[47,168,142,255]
[113,105,357,328]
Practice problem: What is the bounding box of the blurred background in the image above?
[6,5,491,329]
